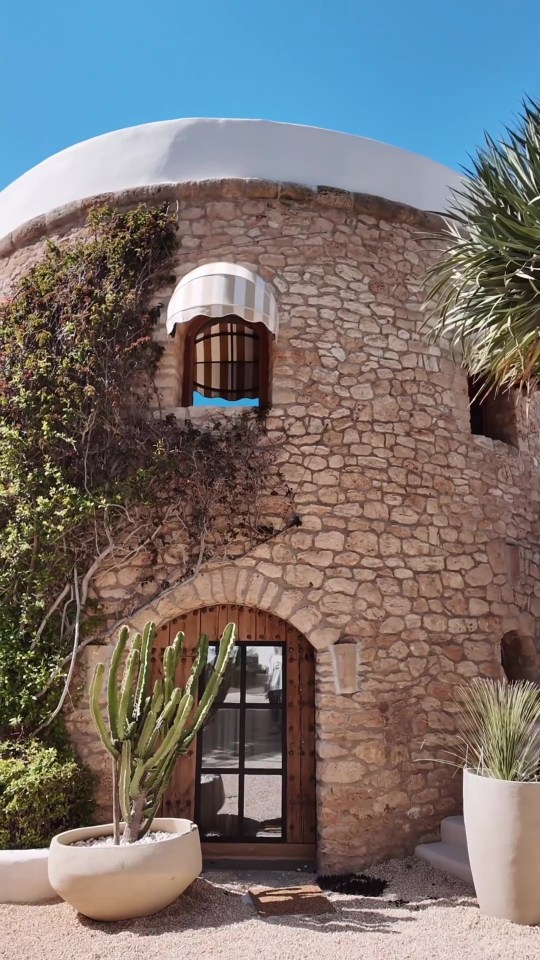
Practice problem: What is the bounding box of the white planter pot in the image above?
[0,849,54,903]
[48,817,202,921]
[463,769,540,925]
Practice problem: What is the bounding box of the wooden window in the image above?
[182,316,271,407]
[468,376,518,447]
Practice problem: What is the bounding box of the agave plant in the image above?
[426,98,540,394]
[451,679,540,782]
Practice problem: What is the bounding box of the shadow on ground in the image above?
[76,863,477,938]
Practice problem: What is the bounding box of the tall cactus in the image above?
[90,620,236,843]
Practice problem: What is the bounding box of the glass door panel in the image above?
[206,645,241,703]
[244,709,282,768]
[200,709,239,768]
[245,645,283,703]
[198,773,239,838]
[243,775,283,837]
[196,641,285,842]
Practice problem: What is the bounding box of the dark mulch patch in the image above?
[317,874,388,897]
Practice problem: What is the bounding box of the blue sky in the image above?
[1,0,539,190]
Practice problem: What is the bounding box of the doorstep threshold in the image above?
[203,857,315,872]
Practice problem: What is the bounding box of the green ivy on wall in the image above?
[0,204,178,733]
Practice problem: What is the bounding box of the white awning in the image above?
[166,262,278,336]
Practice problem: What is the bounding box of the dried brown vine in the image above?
[0,204,294,735]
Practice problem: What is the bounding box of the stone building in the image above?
[1,119,540,871]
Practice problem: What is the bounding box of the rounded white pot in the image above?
[48,817,202,921]
[0,849,54,903]
[463,769,540,925]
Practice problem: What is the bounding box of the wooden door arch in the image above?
[152,604,316,860]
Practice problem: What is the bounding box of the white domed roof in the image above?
[0,118,462,239]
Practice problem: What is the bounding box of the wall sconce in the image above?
[330,637,359,695]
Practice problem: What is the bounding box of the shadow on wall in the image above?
[501,631,540,683]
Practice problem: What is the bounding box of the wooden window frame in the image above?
[181,314,272,408]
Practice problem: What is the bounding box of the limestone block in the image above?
[346,531,378,555]
[320,760,364,784]
[284,564,324,588]
[314,531,345,551]
[465,564,493,587]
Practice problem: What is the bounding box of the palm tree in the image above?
[427,99,540,394]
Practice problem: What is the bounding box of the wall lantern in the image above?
[330,637,359,695]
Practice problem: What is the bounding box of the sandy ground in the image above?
[1,857,540,960]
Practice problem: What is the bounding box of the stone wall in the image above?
[2,180,540,871]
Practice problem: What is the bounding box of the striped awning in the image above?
[166,262,278,336]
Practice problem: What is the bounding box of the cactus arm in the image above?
[163,646,176,704]
[143,751,173,793]
[129,759,146,800]
[119,740,132,823]
[131,633,142,654]
[172,630,185,660]
[138,754,177,838]
[107,626,130,740]
[184,632,209,698]
[117,648,140,735]
[155,688,182,730]
[134,623,155,719]
[90,664,119,759]
[146,692,193,771]
[125,720,138,738]
[149,678,164,717]
[135,707,158,760]
[186,623,236,738]
[144,729,184,793]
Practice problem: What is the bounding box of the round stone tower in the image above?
[2,119,539,872]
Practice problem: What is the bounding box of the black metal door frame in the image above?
[195,640,287,844]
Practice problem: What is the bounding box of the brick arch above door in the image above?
[122,562,341,651]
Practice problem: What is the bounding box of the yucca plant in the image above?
[90,620,235,843]
[450,679,540,781]
[426,98,540,395]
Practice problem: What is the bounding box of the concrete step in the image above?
[414,839,474,886]
[440,815,467,849]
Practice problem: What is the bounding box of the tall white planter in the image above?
[463,769,540,925]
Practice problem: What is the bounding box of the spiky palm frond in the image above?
[426,99,540,392]
[451,679,540,782]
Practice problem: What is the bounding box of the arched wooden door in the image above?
[152,604,316,861]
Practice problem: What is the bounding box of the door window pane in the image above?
[243,775,283,838]
[197,641,286,842]
[245,708,282,769]
[205,644,241,703]
[199,774,239,838]
[246,646,283,704]
[200,708,239,768]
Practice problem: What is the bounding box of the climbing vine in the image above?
[0,204,294,736]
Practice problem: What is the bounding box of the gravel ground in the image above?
[2,857,540,960]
